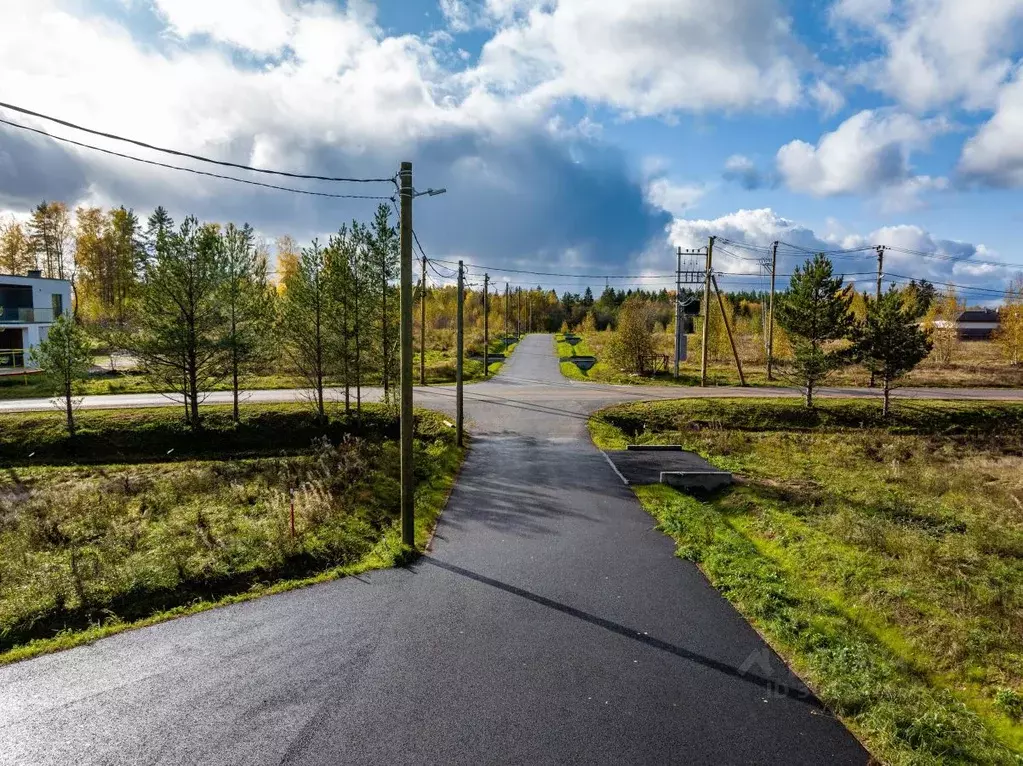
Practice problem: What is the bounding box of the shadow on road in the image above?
[419,557,827,710]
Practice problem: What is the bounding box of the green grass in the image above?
[555,333,743,386]
[0,403,464,665]
[591,398,1023,764]
[556,330,1023,390]
[0,347,500,402]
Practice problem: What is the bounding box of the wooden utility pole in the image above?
[701,236,715,386]
[875,245,885,302]
[504,282,510,340]
[483,273,490,378]
[420,253,427,385]
[674,246,682,379]
[456,260,464,447]
[712,274,746,386]
[399,162,414,548]
[766,240,778,381]
[870,245,885,388]
[516,287,521,337]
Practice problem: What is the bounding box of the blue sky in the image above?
[1,0,1022,300]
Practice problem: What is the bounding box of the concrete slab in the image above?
[605,449,728,486]
[660,471,733,492]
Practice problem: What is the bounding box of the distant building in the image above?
[933,307,1002,341]
[0,270,73,372]
[956,307,1001,340]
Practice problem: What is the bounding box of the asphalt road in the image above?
[10,334,1006,764]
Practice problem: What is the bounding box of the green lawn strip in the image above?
[0,349,491,402]
[632,484,1014,765]
[554,333,594,380]
[0,404,465,666]
[591,399,1023,763]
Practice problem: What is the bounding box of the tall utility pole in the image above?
[483,273,490,378]
[871,245,886,388]
[398,162,414,548]
[875,245,885,301]
[674,246,683,379]
[420,253,427,386]
[766,240,778,382]
[504,282,510,340]
[456,260,464,447]
[516,287,521,337]
[700,236,715,387]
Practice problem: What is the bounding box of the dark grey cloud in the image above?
[0,125,90,209]
[0,121,670,272]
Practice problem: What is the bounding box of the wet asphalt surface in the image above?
[0,335,875,765]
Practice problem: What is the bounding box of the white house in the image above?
[0,270,73,371]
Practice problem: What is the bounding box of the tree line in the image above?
[31,203,402,434]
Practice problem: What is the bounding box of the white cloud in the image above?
[470,0,803,116]
[646,179,704,217]
[959,67,1023,187]
[809,79,845,117]
[775,109,948,206]
[831,0,1023,112]
[153,0,297,54]
[665,209,1016,289]
[669,209,833,275]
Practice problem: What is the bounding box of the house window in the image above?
[51,293,63,319]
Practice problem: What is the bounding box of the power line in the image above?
[884,246,1022,269]
[0,101,395,185]
[0,117,394,201]
[436,257,674,280]
[883,273,1010,296]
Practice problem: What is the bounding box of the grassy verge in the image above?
[591,398,1023,764]
[0,403,464,665]
[0,348,497,401]
[557,331,1023,389]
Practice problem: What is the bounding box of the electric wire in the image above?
[0,101,395,184]
[0,117,394,200]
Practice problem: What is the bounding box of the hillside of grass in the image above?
[592,398,1023,764]
[0,403,464,664]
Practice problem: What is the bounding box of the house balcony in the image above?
[0,307,56,324]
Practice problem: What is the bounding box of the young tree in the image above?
[129,217,229,428]
[279,240,330,421]
[996,273,1023,366]
[924,287,964,366]
[30,315,93,437]
[851,287,933,417]
[776,254,854,408]
[605,297,655,374]
[368,204,399,398]
[221,222,273,422]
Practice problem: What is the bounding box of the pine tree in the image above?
[144,206,174,267]
[368,205,399,398]
[776,254,854,408]
[851,287,932,417]
[29,201,73,279]
[128,218,229,428]
[279,240,329,422]
[221,222,273,423]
